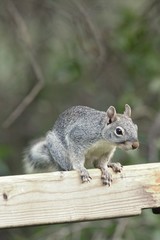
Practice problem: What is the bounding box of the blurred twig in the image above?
[2,1,45,128]
[73,0,105,62]
[143,0,160,17]
[111,219,128,240]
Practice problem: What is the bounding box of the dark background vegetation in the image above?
[0,0,160,239]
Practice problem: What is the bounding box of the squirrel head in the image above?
[102,104,139,150]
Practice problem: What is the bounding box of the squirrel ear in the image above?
[124,104,131,117]
[106,106,117,124]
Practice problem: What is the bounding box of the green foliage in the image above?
[0,145,13,175]
[114,9,160,79]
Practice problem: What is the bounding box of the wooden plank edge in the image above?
[0,162,160,228]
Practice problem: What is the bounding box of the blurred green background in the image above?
[0,0,160,239]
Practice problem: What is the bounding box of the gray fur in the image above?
[23,104,139,185]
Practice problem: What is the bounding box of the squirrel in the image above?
[23,104,139,186]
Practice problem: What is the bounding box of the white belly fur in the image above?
[85,140,116,168]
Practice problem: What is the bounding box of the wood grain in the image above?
[0,163,160,228]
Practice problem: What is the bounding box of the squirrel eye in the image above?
[115,127,124,136]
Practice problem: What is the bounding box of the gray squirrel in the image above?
[23,104,139,186]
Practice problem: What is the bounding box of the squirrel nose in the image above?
[132,141,139,149]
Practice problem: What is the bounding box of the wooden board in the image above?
[0,163,160,228]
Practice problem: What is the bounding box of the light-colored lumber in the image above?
[0,163,160,228]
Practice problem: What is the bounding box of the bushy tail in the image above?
[23,138,58,173]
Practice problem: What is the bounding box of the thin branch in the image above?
[2,1,45,128]
[111,219,129,240]
[72,0,105,63]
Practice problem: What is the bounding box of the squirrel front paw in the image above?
[80,169,92,183]
[100,168,113,186]
[107,162,123,173]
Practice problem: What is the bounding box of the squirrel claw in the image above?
[102,177,113,186]
[80,170,92,183]
[101,168,113,186]
[81,175,92,183]
[108,162,123,173]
